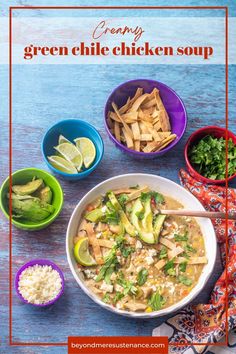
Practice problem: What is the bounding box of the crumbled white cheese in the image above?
[172,221,178,229]
[101,206,107,213]
[96,232,102,239]
[84,269,96,279]
[151,285,157,291]
[148,249,157,257]
[110,273,117,281]
[145,256,154,265]
[136,266,143,272]
[135,240,143,249]
[114,284,123,292]
[164,221,171,227]
[18,264,62,305]
[100,281,113,293]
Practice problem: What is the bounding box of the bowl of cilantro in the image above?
[185,126,236,184]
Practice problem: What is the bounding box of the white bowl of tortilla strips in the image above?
[66,174,216,318]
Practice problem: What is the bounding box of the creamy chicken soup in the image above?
[73,185,207,312]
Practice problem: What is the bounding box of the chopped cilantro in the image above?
[102,293,111,303]
[164,259,175,274]
[179,261,187,273]
[148,290,166,311]
[117,271,138,296]
[135,210,145,220]
[184,244,196,253]
[118,194,129,208]
[140,191,164,204]
[178,275,192,286]
[137,268,148,286]
[174,233,188,242]
[113,292,124,304]
[189,136,236,180]
[167,268,176,276]
[159,247,168,259]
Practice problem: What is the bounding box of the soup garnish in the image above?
[73,185,207,312]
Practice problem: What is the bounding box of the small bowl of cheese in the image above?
[15,259,65,307]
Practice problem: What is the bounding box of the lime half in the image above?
[54,142,83,171]
[74,137,96,168]
[58,134,71,145]
[48,155,78,174]
[74,237,96,266]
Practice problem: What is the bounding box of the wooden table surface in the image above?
[1,1,236,353]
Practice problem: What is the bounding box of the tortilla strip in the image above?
[78,219,89,232]
[159,110,171,132]
[134,140,141,152]
[155,259,166,270]
[122,112,138,121]
[127,186,149,202]
[154,122,161,131]
[174,257,208,264]
[122,127,134,148]
[131,122,141,140]
[113,188,133,195]
[112,102,134,140]
[114,121,121,142]
[109,111,136,124]
[147,127,161,141]
[128,88,144,109]
[140,134,153,141]
[97,239,114,248]
[155,134,177,151]
[168,246,184,259]
[143,107,155,116]
[142,141,162,153]
[141,97,156,109]
[153,88,170,131]
[119,97,131,114]
[129,93,149,112]
[159,237,176,250]
[85,223,104,265]
[152,108,159,118]
[139,115,153,123]
[139,121,149,134]
[107,116,114,129]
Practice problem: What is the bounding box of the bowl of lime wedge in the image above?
[41,119,104,181]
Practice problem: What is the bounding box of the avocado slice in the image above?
[108,192,136,237]
[37,186,52,204]
[131,198,155,244]
[8,193,34,200]
[141,198,153,233]
[154,215,166,242]
[85,208,103,223]
[12,197,54,221]
[12,178,44,196]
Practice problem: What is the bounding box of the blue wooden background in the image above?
[1,1,236,353]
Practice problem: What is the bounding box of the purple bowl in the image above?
[104,79,187,159]
[15,259,65,307]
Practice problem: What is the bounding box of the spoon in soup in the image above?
[156,209,236,220]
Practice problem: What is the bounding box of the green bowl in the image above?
[0,168,64,231]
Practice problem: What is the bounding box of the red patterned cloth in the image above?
[153,170,236,353]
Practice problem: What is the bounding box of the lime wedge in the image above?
[48,155,78,174]
[74,237,96,266]
[54,142,83,171]
[74,137,96,168]
[58,134,71,145]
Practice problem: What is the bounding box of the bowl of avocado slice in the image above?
[0,168,64,230]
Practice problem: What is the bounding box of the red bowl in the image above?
[184,126,236,184]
